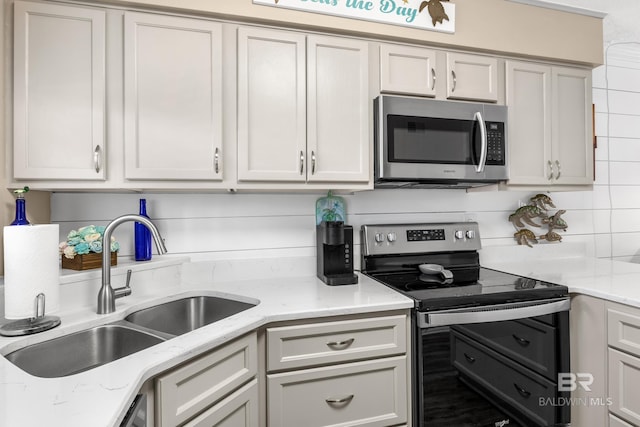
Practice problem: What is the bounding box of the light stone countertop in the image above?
[0,258,413,427]
[481,245,640,309]
[3,248,640,426]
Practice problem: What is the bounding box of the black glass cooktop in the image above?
[368,267,569,311]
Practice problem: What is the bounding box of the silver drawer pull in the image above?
[514,383,531,398]
[512,334,531,346]
[464,353,476,363]
[326,338,355,350]
[326,394,354,406]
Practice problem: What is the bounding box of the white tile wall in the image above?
[591,41,640,262]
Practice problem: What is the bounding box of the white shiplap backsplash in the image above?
[51,188,603,270]
[50,30,640,268]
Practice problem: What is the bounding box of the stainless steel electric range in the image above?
[361,222,571,427]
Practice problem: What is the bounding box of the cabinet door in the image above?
[609,348,640,426]
[124,12,223,180]
[13,1,106,180]
[505,60,553,185]
[237,27,306,182]
[379,44,436,97]
[307,35,370,183]
[551,66,593,185]
[183,379,259,427]
[446,52,498,102]
[156,333,257,426]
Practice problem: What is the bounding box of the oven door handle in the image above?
[418,297,570,328]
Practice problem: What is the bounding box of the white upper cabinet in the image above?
[237,27,370,185]
[124,12,223,181]
[379,44,437,97]
[446,52,498,102]
[237,27,306,182]
[379,45,498,103]
[506,60,592,187]
[13,1,106,180]
[552,67,593,185]
[306,35,369,183]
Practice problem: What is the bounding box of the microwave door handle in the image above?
[474,111,488,173]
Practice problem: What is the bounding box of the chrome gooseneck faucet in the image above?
[97,214,168,314]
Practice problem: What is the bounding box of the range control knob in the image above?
[466,230,476,239]
[454,230,465,240]
[375,233,385,243]
[387,232,397,242]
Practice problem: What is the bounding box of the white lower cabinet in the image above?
[183,379,259,427]
[268,356,407,427]
[611,413,637,427]
[155,332,258,426]
[608,304,640,426]
[573,297,640,427]
[265,313,410,427]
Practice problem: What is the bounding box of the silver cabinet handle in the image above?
[326,338,354,350]
[547,160,554,180]
[326,395,354,406]
[451,70,457,92]
[555,160,561,180]
[94,145,102,173]
[431,68,436,91]
[214,147,220,174]
[311,151,316,175]
[299,151,305,175]
[473,112,487,173]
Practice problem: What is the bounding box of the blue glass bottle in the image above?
[10,188,30,226]
[134,199,152,261]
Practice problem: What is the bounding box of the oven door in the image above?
[375,95,508,183]
[415,298,571,427]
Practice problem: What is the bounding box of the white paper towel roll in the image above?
[4,224,60,319]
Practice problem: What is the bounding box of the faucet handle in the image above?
[114,269,133,299]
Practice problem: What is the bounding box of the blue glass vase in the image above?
[134,199,152,261]
[10,196,30,226]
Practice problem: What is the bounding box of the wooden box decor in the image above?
[61,252,117,271]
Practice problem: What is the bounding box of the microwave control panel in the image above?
[485,122,505,165]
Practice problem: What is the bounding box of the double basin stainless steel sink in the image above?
[4,296,256,378]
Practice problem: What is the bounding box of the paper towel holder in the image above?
[0,293,61,337]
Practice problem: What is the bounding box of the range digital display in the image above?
[406,229,445,241]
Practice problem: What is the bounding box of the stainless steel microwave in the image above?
[374,95,509,188]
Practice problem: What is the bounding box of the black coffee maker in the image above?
[316,221,358,286]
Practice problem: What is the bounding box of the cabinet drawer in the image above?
[609,413,636,427]
[267,356,407,427]
[453,318,557,380]
[266,315,406,371]
[452,332,557,427]
[156,333,257,426]
[608,305,640,356]
[183,379,259,427]
[609,348,640,425]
